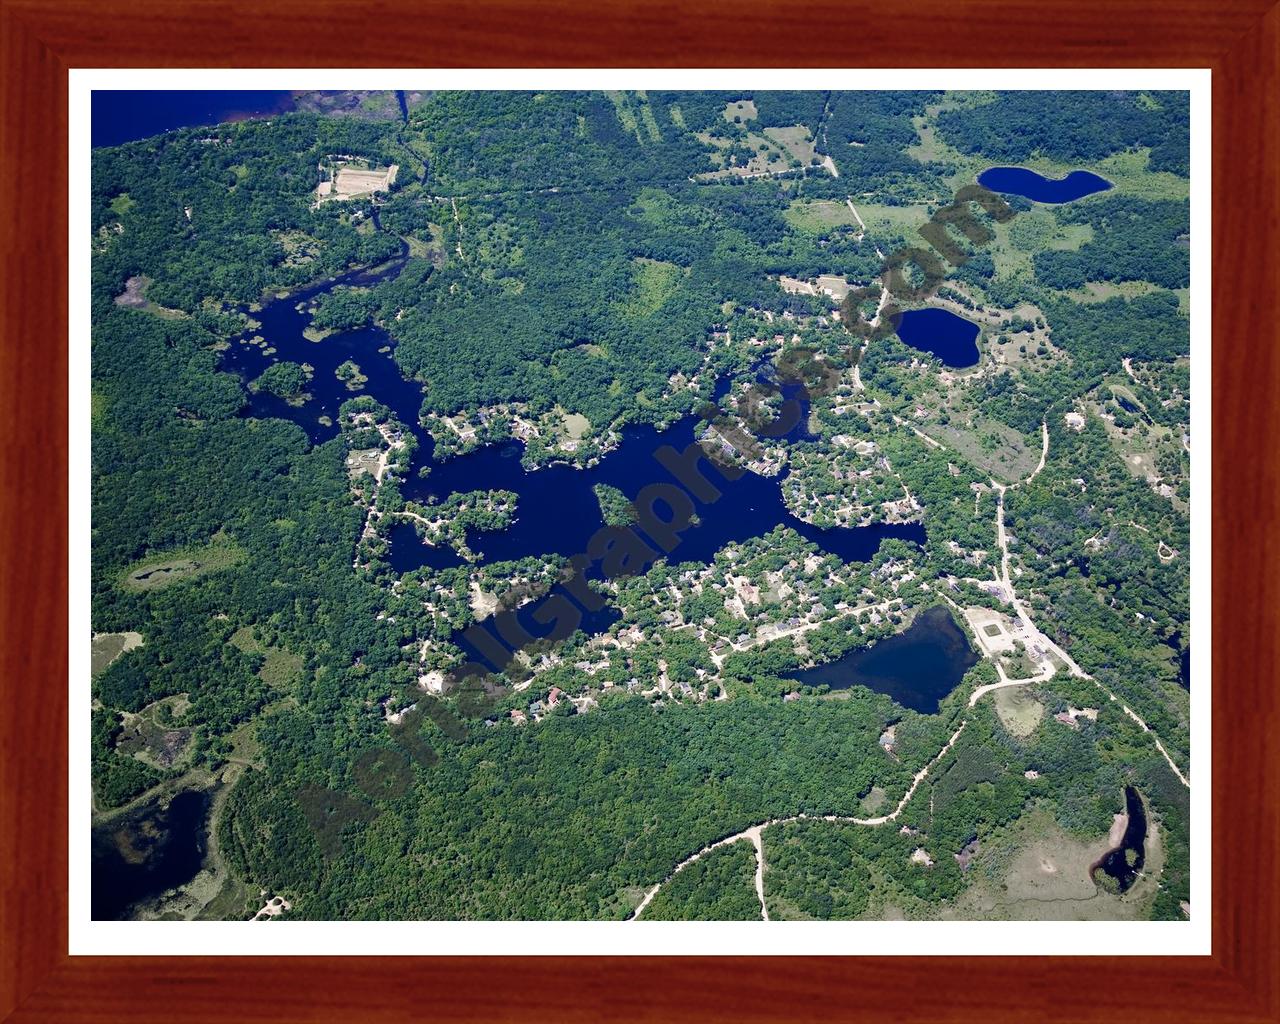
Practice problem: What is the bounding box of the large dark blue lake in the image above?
[978,166,1112,204]
[894,308,981,368]
[218,257,929,666]
[92,91,296,148]
[784,605,978,713]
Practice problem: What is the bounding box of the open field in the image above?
[403,230,442,262]
[622,257,685,318]
[120,537,246,592]
[315,161,398,203]
[994,685,1045,738]
[694,121,820,181]
[988,215,1092,281]
[113,275,188,319]
[1063,280,1168,304]
[228,625,305,689]
[559,411,591,441]
[849,203,933,247]
[859,785,888,815]
[763,125,818,166]
[722,99,757,123]
[108,192,136,216]
[634,91,663,143]
[940,806,1164,920]
[605,91,663,145]
[783,199,862,234]
[92,631,143,677]
[925,415,1043,483]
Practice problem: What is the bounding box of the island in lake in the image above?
[90,88,1192,923]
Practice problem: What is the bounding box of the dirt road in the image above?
[629,722,967,920]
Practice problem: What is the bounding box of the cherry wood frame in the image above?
[2,1,1276,1020]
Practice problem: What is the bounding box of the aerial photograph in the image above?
[89,88,1192,923]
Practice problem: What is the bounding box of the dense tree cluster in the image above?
[936,91,1191,176]
[1034,196,1190,290]
[92,89,1192,920]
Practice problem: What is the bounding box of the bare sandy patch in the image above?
[114,275,150,309]
[92,631,144,677]
[964,606,1018,657]
[315,160,398,204]
[253,894,292,920]
[469,583,499,619]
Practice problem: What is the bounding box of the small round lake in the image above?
[785,605,979,714]
[977,166,1112,204]
[894,308,981,369]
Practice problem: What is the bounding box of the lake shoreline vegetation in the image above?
[91,89,1191,923]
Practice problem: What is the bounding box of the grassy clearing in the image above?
[989,215,1092,280]
[763,125,818,166]
[905,92,997,170]
[606,91,640,137]
[853,203,932,242]
[91,388,108,426]
[1007,210,1094,253]
[695,129,800,180]
[905,113,954,165]
[108,193,136,217]
[783,199,861,234]
[635,91,663,143]
[560,411,591,441]
[941,806,1164,920]
[1063,280,1167,305]
[722,99,757,123]
[606,91,661,145]
[120,536,246,592]
[404,222,450,263]
[92,631,143,677]
[927,415,1042,483]
[228,626,304,690]
[994,685,1045,738]
[622,257,685,318]
[259,648,304,688]
[859,785,887,815]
